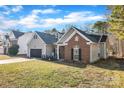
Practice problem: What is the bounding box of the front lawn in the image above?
[0,55,12,60]
[0,58,124,88]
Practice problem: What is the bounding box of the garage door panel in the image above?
[30,49,42,58]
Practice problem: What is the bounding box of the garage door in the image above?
[30,49,42,58]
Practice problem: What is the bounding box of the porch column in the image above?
[57,45,59,60]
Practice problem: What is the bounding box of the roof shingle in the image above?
[12,30,24,38]
[73,27,107,43]
[36,31,57,44]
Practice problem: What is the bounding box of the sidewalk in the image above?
[0,58,33,64]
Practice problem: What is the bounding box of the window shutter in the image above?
[79,48,81,61]
[71,48,73,60]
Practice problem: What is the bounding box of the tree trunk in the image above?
[118,39,124,58]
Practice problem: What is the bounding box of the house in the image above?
[2,30,24,54]
[27,31,57,58]
[17,32,34,55]
[0,35,4,54]
[45,28,64,40]
[0,35,2,46]
[56,27,108,63]
[1,29,59,58]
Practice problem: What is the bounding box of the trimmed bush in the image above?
[8,45,19,56]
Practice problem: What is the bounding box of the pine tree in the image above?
[108,5,124,39]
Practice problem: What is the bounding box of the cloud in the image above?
[0,5,9,10]
[0,9,105,30]
[15,11,105,29]
[0,5,23,15]
[18,8,61,28]
[12,6,23,13]
[32,8,61,14]
[18,10,41,28]
[0,16,18,30]
[41,11,105,27]
[41,8,61,14]
[18,14,41,28]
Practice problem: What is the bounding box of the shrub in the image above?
[8,45,19,56]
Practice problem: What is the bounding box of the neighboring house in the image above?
[45,29,64,40]
[54,31,64,40]
[27,31,57,58]
[56,27,108,63]
[2,30,24,54]
[0,35,2,46]
[17,32,34,55]
[0,35,4,54]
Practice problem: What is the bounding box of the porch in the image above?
[57,44,83,63]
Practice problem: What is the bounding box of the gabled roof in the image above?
[18,32,34,45]
[73,27,107,43]
[12,30,24,38]
[35,31,58,44]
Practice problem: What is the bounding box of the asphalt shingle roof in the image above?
[73,27,107,43]
[36,31,58,44]
[12,30,24,38]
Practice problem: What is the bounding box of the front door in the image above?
[73,48,79,61]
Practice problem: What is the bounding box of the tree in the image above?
[61,28,66,33]
[83,23,93,32]
[108,5,124,39]
[8,45,19,56]
[64,24,77,31]
[93,21,108,34]
[107,6,124,57]
[45,28,58,35]
[51,28,57,33]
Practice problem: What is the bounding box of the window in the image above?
[34,35,38,39]
[73,45,80,61]
[75,36,79,41]
[73,48,79,61]
[4,42,5,45]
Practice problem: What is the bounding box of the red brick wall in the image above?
[64,33,90,63]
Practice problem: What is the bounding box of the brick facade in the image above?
[63,33,90,64]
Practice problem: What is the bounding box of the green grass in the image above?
[0,58,124,88]
[0,55,12,60]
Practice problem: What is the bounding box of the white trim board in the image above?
[74,28,93,43]
[56,28,71,44]
[57,27,93,44]
[27,32,46,46]
[63,28,93,44]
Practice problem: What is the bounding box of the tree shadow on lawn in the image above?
[37,59,87,68]
[91,57,124,71]
[36,57,124,70]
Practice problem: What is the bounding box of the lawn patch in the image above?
[0,59,124,87]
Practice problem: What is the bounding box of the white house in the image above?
[27,31,57,58]
[17,32,34,55]
[2,30,24,54]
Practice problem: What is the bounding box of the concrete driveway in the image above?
[0,58,34,64]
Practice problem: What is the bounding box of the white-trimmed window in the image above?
[75,36,79,41]
[73,45,80,61]
[34,35,38,39]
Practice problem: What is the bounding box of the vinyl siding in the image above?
[28,34,46,57]
[90,44,100,63]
